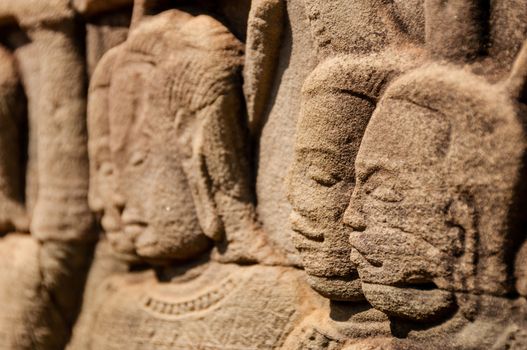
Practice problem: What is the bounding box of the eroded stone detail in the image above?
[0,2,94,348]
[140,276,238,318]
[286,1,527,349]
[287,52,419,302]
[70,2,320,349]
[0,0,526,349]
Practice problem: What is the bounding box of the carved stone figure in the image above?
[285,52,428,350]
[284,1,527,348]
[347,50,527,319]
[287,52,418,302]
[251,0,428,267]
[90,5,278,264]
[345,57,527,348]
[345,62,525,318]
[0,0,526,348]
[69,3,321,349]
[342,2,527,348]
[283,1,426,348]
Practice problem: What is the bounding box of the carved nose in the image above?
[111,192,126,214]
[343,193,366,232]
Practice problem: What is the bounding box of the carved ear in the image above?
[446,194,479,319]
[506,41,527,103]
[244,0,285,136]
[174,86,255,243]
[181,151,224,242]
[446,195,478,286]
[174,108,224,242]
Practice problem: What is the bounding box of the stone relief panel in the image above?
[287,52,419,302]
[85,4,280,264]
[69,2,322,349]
[0,0,525,349]
[286,1,527,349]
[343,42,527,350]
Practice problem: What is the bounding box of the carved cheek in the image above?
[288,163,325,213]
[286,161,308,202]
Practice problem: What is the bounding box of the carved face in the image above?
[344,65,523,321]
[91,9,247,263]
[104,53,210,262]
[344,97,455,320]
[287,58,387,301]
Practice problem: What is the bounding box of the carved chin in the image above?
[362,282,455,321]
[106,232,144,263]
[306,274,365,302]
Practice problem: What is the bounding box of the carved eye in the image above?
[99,162,113,177]
[370,186,402,203]
[309,169,341,187]
[130,151,146,167]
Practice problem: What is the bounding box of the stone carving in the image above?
[349,0,526,306]
[69,3,321,349]
[253,0,428,267]
[0,2,94,349]
[0,0,525,349]
[287,52,419,302]
[286,1,527,349]
[87,5,279,264]
[79,262,318,350]
[343,45,527,348]
[284,1,428,347]
[243,0,285,135]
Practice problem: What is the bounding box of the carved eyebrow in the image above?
[90,81,111,90]
[387,96,445,117]
[356,163,380,183]
[141,123,155,140]
[333,88,376,105]
[118,53,156,68]
[296,147,341,157]
[296,147,342,158]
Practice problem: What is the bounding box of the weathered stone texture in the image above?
[0,0,526,349]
